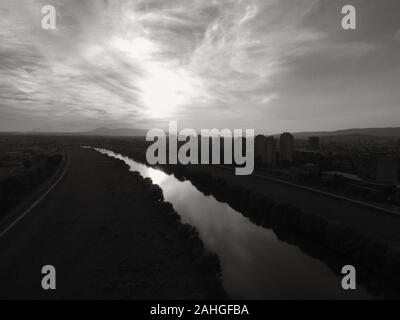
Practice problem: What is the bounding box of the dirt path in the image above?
[0,147,224,299]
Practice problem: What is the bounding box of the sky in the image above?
[0,0,399,133]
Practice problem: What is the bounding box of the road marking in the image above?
[0,152,70,239]
[218,165,400,216]
[253,172,399,215]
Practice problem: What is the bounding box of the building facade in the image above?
[397,140,400,158]
[265,136,277,167]
[255,135,276,167]
[279,132,294,163]
[255,135,268,165]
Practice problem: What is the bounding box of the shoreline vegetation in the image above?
[97,144,400,298]
[96,150,227,299]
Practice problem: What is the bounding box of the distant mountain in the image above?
[10,127,148,136]
[3,126,400,140]
[80,127,148,137]
[0,131,18,135]
[318,134,387,143]
[290,127,400,140]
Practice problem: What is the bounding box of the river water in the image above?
[94,148,378,300]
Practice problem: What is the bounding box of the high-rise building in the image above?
[279,132,294,163]
[265,136,277,166]
[255,135,277,167]
[358,153,399,184]
[397,140,400,158]
[308,136,320,150]
[255,135,268,165]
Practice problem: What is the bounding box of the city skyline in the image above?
[1,0,400,133]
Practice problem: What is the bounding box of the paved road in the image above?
[254,169,399,215]
[0,147,222,299]
[189,165,400,249]
[0,152,70,239]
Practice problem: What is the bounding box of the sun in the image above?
[140,65,196,118]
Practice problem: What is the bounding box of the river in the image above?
[94,148,378,300]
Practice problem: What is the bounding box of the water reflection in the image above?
[95,148,377,300]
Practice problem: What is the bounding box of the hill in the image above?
[290,127,400,140]
[81,127,148,137]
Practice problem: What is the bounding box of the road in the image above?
[0,151,70,239]
[254,169,399,215]
[227,166,400,215]
[0,147,224,299]
[189,165,400,249]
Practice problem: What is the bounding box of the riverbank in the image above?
[0,147,226,299]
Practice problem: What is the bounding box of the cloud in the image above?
[395,30,400,43]
[0,0,399,132]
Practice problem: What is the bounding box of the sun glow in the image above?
[110,35,200,118]
[140,65,198,118]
